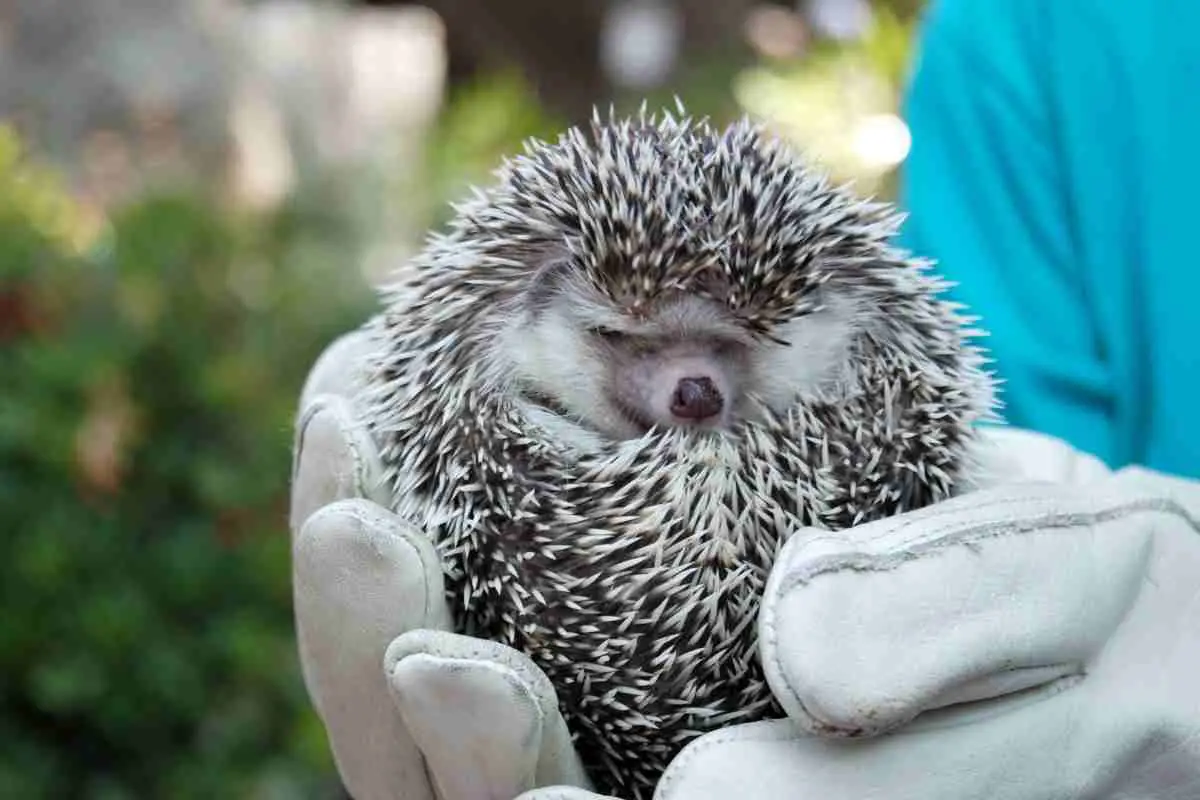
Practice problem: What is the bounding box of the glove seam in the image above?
[777,496,1194,594]
[821,493,1106,550]
[831,486,1159,551]
[292,394,373,498]
[292,394,333,487]
[386,632,564,721]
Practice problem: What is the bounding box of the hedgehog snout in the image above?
[671,377,723,421]
[642,355,733,429]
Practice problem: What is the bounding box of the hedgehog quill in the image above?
[359,109,996,798]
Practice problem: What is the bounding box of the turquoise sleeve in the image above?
[896,0,1118,465]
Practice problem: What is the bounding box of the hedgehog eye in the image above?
[589,326,627,342]
[711,337,747,357]
[759,331,792,347]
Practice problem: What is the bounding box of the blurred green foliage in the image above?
[0,125,373,798]
[419,2,921,230]
[733,6,918,197]
[419,65,749,231]
[419,70,567,229]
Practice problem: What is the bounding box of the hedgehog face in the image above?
[400,112,908,446]
[491,258,859,442]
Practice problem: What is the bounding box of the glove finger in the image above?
[298,326,379,409]
[294,499,452,800]
[386,630,592,800]
[655,698,1122,800]
[290,391,392,536]
[760,480,1159,737]
[971,425,1112,486]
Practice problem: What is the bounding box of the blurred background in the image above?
[0,0,924,795]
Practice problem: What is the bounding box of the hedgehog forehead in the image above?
[541,271,747,341]
[495,126,714,300]
[697,123,866,325]
[461,114,897,331]
[529,253,795,341]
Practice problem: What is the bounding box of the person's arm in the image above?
[897,0,1117,465]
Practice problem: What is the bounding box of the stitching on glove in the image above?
[778,494,1060,563]
[292,394,333,486]
[292,394,372,501]
[777,496,1195,593]
[827,481,1156,551]
[339,410,371,501]
[808,493,1093,551]
[388,632,563,718]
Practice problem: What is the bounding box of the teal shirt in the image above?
[897,0,1200,478]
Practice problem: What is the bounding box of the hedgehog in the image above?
[358,108,996,798]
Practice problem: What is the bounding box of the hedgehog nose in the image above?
[670,377,724,421]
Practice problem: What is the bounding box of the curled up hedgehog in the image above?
[358,109,996,798]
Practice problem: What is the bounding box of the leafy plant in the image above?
[0,127,372,798]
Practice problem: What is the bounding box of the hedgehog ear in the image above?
[521,250,579,314]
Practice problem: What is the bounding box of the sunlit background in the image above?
[0,0,925,795]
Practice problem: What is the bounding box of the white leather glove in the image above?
[292,329,1200,800]
[289,327,597,800]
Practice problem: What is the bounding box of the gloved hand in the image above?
[292,329,1200,800]
[289,327,596,800]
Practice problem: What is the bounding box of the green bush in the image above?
[0,127,374,798]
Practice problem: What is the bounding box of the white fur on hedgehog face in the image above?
[485,262,861,448]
